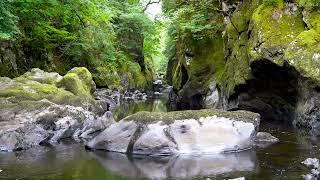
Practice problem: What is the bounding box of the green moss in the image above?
[263,0,284,8]
[296,0,319,8]
[249,2,305,65]
[123,109,260,125]
[118,61,154,91]
[218,0,259,96]
[0,81,80,105]
[67,67,96,93]
[249,2,320,84]
[0,98,53,112]
[15,68,62,85]
[171,61,184,91]
[92,67,122,90]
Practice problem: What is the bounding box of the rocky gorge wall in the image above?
[166,0,320,132]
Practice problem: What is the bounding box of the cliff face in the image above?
[166,0,320,132]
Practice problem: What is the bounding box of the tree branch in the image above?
[143,0,160,12]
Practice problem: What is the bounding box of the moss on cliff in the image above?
[218,0,260,97]
[249,1,320,85]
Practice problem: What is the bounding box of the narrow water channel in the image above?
[0,99,319,179]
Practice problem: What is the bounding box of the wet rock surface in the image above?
[254,132,279,148]
[86,109,260,155]
[302,158,320,180]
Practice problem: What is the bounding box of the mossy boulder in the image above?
[87,109,260,155]
[57,67,96,102]
[0,78,80,105]
[119,61,154,91]
[123,109,260,125]
[0,67,95,106]
[92,67,122,90]
[15,68,62,85]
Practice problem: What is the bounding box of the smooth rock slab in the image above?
[87,109,260,155]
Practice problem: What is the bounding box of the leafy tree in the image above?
[0,0,18,40]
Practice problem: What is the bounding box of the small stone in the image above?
[302,158,320,168]
[229,177,245,180]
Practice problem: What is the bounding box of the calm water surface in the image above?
[0,99,319,180]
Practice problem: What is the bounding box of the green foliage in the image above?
[263,0,284,8]
[163,0,224,39]
[0,0,160,89]
[0,0,18,40]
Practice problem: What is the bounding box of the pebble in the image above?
[302,158,320,168]
[302,158,320,180]
[228,177,245,180]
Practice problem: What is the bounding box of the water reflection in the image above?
[90,151,256,179]
[0,143,125,180]
[113,98,168,121]
[0,122,320,179]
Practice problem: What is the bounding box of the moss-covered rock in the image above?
[218,0,260,96]
[57,67,96,102]
[119,61,154,91]
[165,0,320,132]
[168,31,225,109]
[0,79,80,105]
[123,109,260,125]
[87,108,260,155]
[92,67,122,90]
[249,1,320,83]
[0,67,95,106]
[15,68,62,85]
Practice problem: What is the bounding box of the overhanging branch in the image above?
[143,0,160,12]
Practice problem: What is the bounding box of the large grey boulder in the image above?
[0,100,114,152]
[86,109,260,155]
[0,68,114,152]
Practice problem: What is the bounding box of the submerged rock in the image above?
[86,109,260,155]
[255,132,279,148]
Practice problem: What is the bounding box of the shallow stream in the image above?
[0,99,319,180]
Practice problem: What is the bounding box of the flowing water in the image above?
[0,99,319,180]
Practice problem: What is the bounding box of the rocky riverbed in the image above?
[0,67,318,180]
[0,68,278,154]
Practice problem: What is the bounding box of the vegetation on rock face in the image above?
[162,0,225,108]
[164,0,320,100]
[0,0,161,91]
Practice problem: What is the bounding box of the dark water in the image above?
[113,98,168,121]
[0,99,319,180]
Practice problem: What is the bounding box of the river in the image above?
[0,98,319,179]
